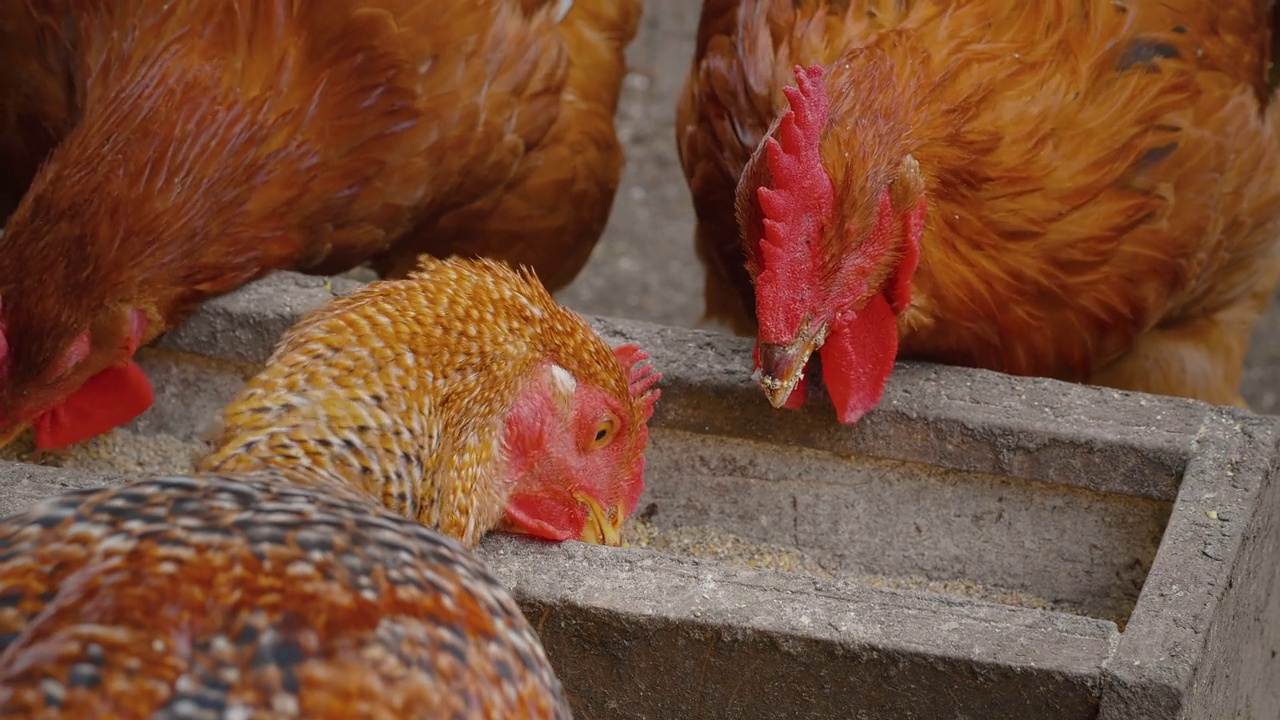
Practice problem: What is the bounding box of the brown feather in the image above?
[0,1,76,219]
[0,0,638,431]
[199,256,654,549]
[677,0,1280,405]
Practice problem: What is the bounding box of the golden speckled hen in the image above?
[0,0,640,450]
[677,0,1280,422]
[0,473,573,718]
[200,256,661,548]
[0,256,665,717]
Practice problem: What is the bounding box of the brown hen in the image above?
[677,0,1280,421]
[0,0,640,450]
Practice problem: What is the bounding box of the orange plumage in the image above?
[0,8,69,219]
[677,0,1280,420]
[0,0,640,449]
[200,256,661,548]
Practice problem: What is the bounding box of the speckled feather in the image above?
[199,256,659,548]
[0,471,572,718]
[677,0,1280,405]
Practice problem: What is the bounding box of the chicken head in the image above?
[0,301,153,450]
[500,344,660,545]
[740,64,927,424]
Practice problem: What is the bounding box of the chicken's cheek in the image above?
[33,360,154,450]
[820,292,898,424]
[500,492,581,543]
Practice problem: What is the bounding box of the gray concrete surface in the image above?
[1,269,1277,719]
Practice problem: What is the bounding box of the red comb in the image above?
[613,344,660,515]
[755,64,836,343]
[616,340,665,509]
[612,344,661,422]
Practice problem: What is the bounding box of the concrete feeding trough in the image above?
[0,271,1277,720]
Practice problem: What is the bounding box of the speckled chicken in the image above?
[0,471,573,718]
[0,255,665,716]
[200,256,661,548]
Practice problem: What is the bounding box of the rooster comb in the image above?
[756,64,835,278]
[612,344,661,422]
[751,64,838,341]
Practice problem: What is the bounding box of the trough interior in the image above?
[1,345,1172,628]
[638,428,1169,626]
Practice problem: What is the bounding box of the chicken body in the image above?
[0,471,572,718]
[677,0,1280,415]
[0,0,641,449]
[200,257,660,549]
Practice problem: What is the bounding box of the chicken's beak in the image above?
[576,493,623,547]
[754,322,829,408]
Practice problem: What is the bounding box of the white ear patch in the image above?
[549,364,577,397]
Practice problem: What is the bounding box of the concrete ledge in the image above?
[482,536,1113,719]
[1,270,1276,719]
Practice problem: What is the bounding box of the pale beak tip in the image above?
[578,496,625,547]
[757,377,795,409]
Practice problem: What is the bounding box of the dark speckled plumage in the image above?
[0,471,572,719]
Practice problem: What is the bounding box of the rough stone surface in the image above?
[1099,414,1280,720]
[481,537,1114,720]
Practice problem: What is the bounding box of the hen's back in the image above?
[367,0,644,290]
[0,472,571,719]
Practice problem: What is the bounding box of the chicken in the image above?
[200,256,661,549]
[0,472,573,718]
[0,0,641,450]
[676,0,1280,422]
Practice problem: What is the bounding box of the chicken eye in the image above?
[589,414,617,450]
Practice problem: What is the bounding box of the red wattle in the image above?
[819,293,899,424]
[33,360,154,450]
[501,492,580,542]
